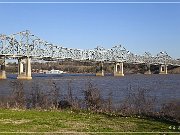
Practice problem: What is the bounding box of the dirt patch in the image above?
[0,119,31,125]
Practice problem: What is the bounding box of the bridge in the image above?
[0,30,180,79]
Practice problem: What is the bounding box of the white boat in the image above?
[45,69,64,74]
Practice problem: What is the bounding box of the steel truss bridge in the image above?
[0,30,180,66]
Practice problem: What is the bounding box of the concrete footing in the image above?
[114,72,124,76]
[96,71,104,76]
[0,70,6,79]
[17,75,32,80]
[144,70,151,74]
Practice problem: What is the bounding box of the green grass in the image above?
[0,109,179,134]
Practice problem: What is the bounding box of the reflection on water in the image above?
[0,74,180,106]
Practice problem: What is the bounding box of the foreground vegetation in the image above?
[0,109,179,134]
[0,80,180,134]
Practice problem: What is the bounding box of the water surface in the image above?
[0,74,180,107]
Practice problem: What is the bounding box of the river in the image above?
[0,74,180,108]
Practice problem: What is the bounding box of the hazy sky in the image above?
[0,1,180,58]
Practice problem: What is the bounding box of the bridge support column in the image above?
[159,64,168,74]
[19,60,24,75]
[17,57,32,80]
[144,64,151,74]
[114,62,124,76]
[96,62,104,76]
[0,57,6,79]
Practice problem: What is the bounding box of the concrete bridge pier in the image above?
[0,57,6,79]
[159,64,168,74]
[144,64,151,74]
[96,62,104,76]
[17,57,32,80]
[114,62,124,76]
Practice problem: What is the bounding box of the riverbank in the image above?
[0,109,179,134]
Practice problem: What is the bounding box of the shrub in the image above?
[160,101,180,123]
[120,85,156,116]
[9,80,26,108]
[84,81,102,111]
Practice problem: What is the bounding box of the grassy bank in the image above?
[0,109,179,134]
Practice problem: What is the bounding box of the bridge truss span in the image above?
[0,30,180,66]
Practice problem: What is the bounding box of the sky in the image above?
[0,0,180,58]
